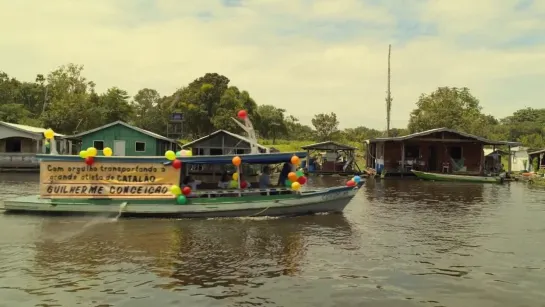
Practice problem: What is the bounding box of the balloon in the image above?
[241,181,248,189]
[237,110,248,119]
[296,170,304,177]
[182,186,191,196]
[297,176,307,185]
[180,150,192,157]
[79,150,88,159]
[291,155,300,165]
[170,185,182,196]
[85,156,94,166]
[291,182,301,191]
[353,175,361,183]
[232,172,239,181]
[45,141,50,148]
[288,172,297,182]
[103,147,113,156]
[175,151,182,157]
[165,150,176,161]
[176,195,188,205]
[43,128,55,140]
[229,180,238,189]
[232,156,241,166]
[87,147,97,157]
[284,179,292,187]
[172,159,182,169]
[346,180,356,187]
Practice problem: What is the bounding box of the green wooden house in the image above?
[64,121,178,156]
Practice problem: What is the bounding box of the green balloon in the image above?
[296,170,304,177]
[176,195,188,205]
[284,179,292,187]
[175,151,182,157]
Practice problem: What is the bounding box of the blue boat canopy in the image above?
[36,152,307,164]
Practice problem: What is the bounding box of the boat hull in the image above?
[411,170,503,184]
[2,186,360,218]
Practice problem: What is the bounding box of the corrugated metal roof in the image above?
[181,129,268,150]
[64,121,175,143]
[301,141,357,150]
[368,127,520,146]
[0,121,65,136]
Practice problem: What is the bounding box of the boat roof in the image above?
[301,141,357,151]
[37,152,307,164]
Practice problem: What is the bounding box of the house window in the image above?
[449,146,462,160]
[93,141,104,150]
[5,138,22,153]
[135,142,146,152]
[404,145,420,159]
[210,148,223,155]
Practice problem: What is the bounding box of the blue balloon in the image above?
[353,175,361,183]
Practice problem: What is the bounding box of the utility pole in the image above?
[385,44,392,137]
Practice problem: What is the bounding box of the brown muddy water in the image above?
[0,173,544,307]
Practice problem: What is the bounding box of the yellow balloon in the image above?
[87,147,97,157]
[170,185,182,196]
[43,128,55,140]
[79,150,88,159]
[291,182,301,191]
[232,172,239,181]
[165,150,176,161]
[103,147,113,157]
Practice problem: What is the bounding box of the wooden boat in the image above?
[2,152,363,218]
[411,170,503,184]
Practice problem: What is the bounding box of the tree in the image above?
[98,87,133,123]
[312,112,339,141]
[253,105,287,143]
[407,87,482,134]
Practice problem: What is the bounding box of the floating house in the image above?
[301,141,360,176]
[0,121,64,171]
[528,148,545,172]
[63,121,178,156]
[365,128,519,177]
[180,130,269,178]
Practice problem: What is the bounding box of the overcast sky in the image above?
[1,0,544,129]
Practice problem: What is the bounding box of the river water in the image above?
[0,173,544,307]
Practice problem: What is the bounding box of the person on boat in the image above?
[277,162,291,186]
[182,176,202,191]
[259,166,272,189]
[218,172,230,189]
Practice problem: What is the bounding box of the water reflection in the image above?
[33,215,353,293]
[365,178,486,205]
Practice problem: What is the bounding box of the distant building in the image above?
[63,121,178,156]
[181,129,268,155]
[0,121,64,170]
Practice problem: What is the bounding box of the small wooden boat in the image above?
[411,170,503,184]
[2,152,363,218]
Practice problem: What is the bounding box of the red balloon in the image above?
[172,159,182,169]
[237,110,248,119]
[346,180,356,187]
[182,186,191,196]
[85,156,94,166]
[297,176,307,185]
[241,181,248,189]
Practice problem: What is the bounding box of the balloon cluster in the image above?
[165,150,192,169]
[170,184,191,205]
[230,156,249,189]
[43,128,55,150]
[346,175,361,187]
[284,155,307,191]
[79,146,112,165]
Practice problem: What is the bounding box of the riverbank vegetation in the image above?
[1,64,544,158]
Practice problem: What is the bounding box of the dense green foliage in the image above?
[1,64,544,151]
